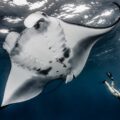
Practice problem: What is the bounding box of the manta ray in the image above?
[1,5,120,107]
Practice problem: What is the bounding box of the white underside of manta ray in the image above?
[1,9,120,107]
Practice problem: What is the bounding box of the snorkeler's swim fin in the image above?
[106,72,114,80]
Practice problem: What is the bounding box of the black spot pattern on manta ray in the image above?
[37,68,41,72]
[59,57,65,63]
[49,61,52,63]
[56,57,65,63]
[49,47,52,50]
[63,48,70,58]
[37,67,52,75]
[63,64,67,68]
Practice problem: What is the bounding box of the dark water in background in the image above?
[0,0,120,120]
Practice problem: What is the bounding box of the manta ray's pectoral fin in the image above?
[2,77,46,107]
[3,32,20,53]
[1,63,48,107]
[2,77,45,107]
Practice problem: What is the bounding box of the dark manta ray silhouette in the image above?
[1,2,120,107]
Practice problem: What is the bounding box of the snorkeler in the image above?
[103,72,120,100]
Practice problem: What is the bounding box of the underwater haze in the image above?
[0,0,120,120]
